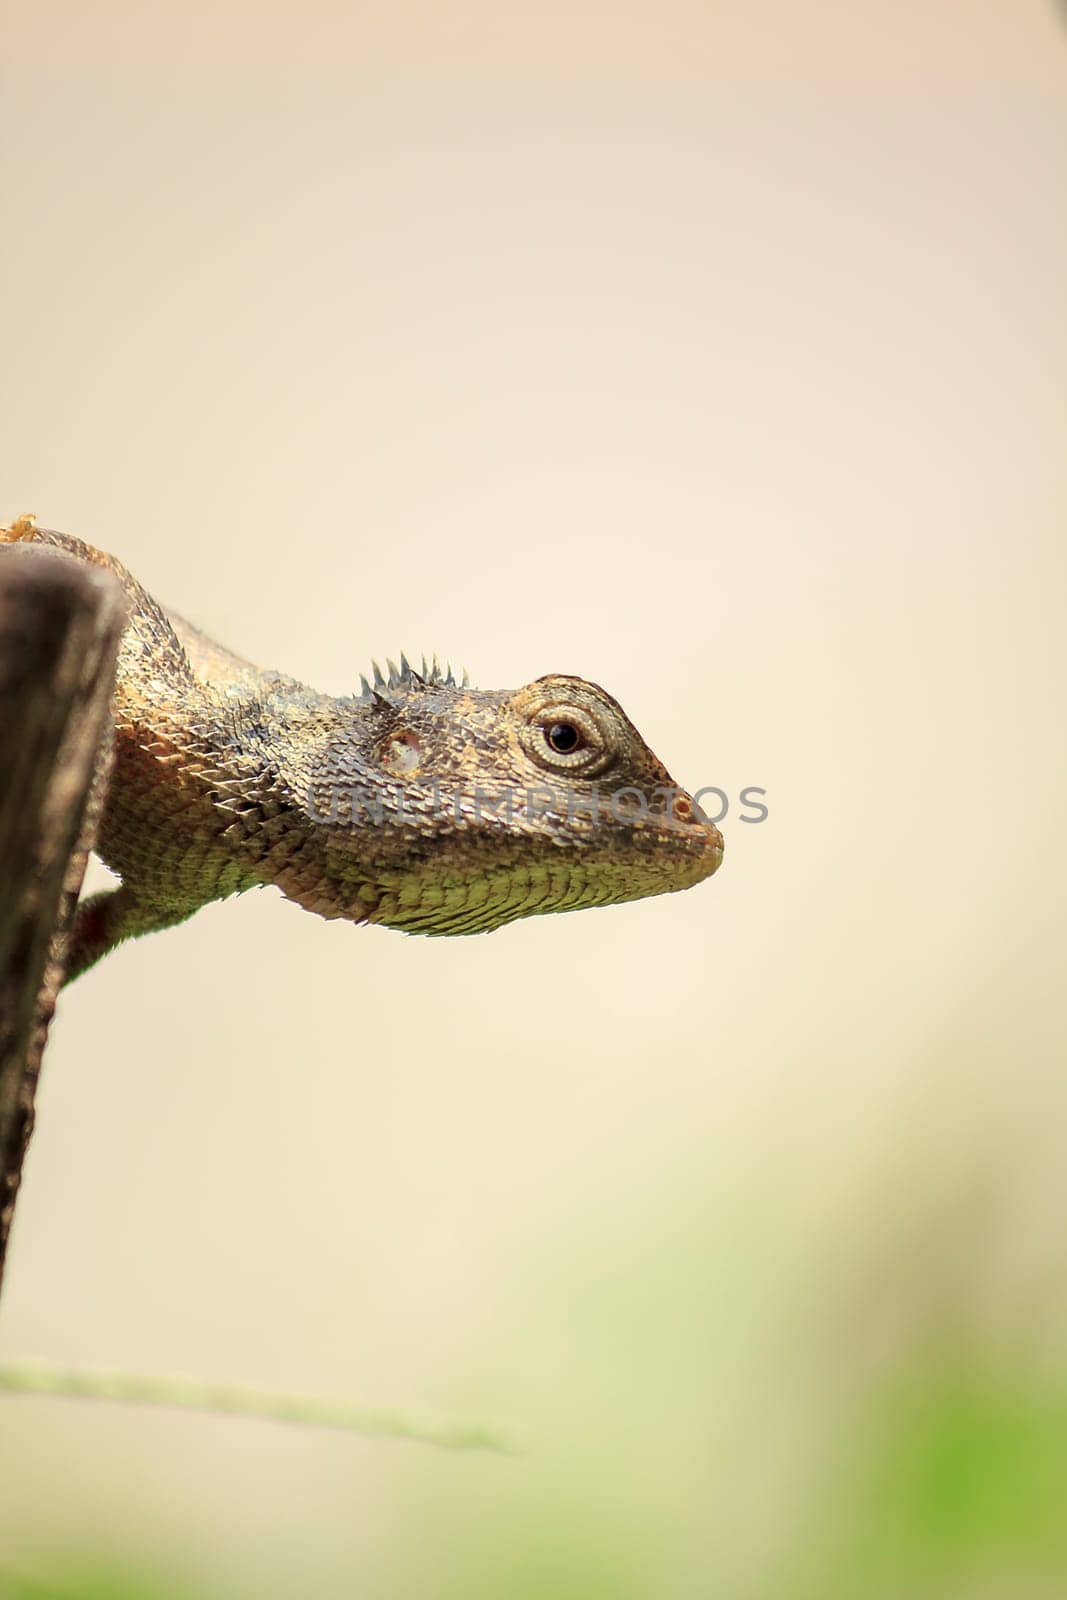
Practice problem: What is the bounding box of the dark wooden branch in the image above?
[0,544,127,1295]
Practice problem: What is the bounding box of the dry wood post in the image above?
[0,538,126,1295]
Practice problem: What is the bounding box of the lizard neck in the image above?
[200,677,382,918]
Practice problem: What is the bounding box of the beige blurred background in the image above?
[1,1,1065,1595]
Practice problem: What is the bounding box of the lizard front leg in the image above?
[64,889,199,986]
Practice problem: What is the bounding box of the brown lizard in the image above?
[1,518,723,983]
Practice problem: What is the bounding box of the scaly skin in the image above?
[1,518,723,982]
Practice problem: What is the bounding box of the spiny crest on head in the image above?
[357,652,471,706]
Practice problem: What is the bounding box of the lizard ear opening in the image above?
[382,729,422,776]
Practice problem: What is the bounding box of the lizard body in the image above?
[1,519,723,982]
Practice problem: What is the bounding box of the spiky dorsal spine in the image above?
[355,653,470,703]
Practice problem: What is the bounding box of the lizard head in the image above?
[305,664,723,935]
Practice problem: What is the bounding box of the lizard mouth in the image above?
[357,811,724,937]
[651,810,724,894]
[692,817,725,883]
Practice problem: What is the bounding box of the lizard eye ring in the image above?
[522,703,615,776]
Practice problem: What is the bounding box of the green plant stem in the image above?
[0,1362,515,1455]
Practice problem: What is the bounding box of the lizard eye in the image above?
[522,703,614,775]
[545,721,581,755]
